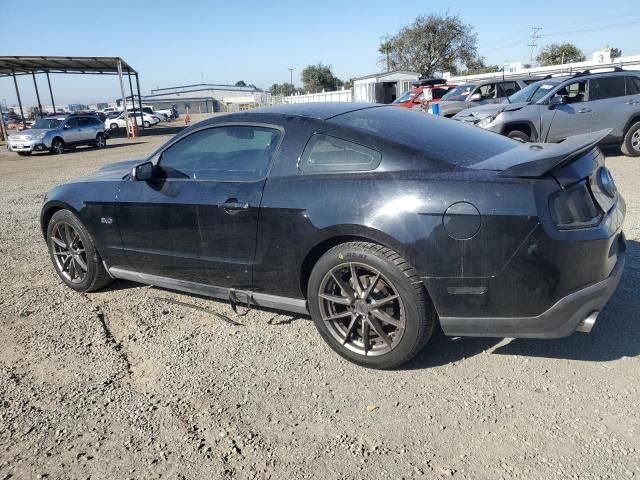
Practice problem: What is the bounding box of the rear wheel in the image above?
[109,123,119,132]
[506,129,530,142]
[46,209,112,292]
[621,121,640,157]
[50,138,64,155]
[308,242,435,369]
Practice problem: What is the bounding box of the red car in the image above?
[392,78,455,109]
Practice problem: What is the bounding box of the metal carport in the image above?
[0,55,144,140]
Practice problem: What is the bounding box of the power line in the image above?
[527,27,542,64]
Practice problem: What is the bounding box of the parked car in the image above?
[392,78,456,109]
[126,107,168,121]
[435,76,542,117]
[453,69,640,156]
[7,114,107,155]
[105,111,160,131]
[41,104,625,369]
[155,108,176,120]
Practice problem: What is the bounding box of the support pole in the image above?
[116,59,130,138]
[135,73,144,130]
[11,69,26,129]
[46,72,56,113]
[32,72,43,116]
[127,69,140,132]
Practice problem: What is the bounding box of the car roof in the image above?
[249,103,383,120]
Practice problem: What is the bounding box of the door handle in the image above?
[578,108,592,113]
[221,199,249,212]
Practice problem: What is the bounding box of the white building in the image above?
[353,70,420,103]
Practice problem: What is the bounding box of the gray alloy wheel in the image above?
[308,241,435,369]
[143,121,151,128]
[95,133,107,149]
[109,123,119,131]
[50,221,89,284]
[507,130,530,142]
[47,209,112,292]
[318,262,406,357]
[51,138,64,155]
[622,121,640,157]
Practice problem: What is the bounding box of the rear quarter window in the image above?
[299,134,381,173]
[590,76,626,100]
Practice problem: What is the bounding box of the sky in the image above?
[1,0,639,107]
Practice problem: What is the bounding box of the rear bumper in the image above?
[439,235,625,338]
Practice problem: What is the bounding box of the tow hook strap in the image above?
[228,289,253,317]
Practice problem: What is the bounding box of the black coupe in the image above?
[41,104,626,368]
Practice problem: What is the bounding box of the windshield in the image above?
[506,81,558,104]
[392,90,416,104]
[441,85,474,102]
[31,118,64,129]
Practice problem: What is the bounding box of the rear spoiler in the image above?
[470,129,611,177]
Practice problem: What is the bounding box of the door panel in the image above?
[544,80,592,142]
[115,124,282,288]
[589,75,632,139]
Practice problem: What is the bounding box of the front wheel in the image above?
[506,129,530,142]
[621,121,640,157]
[50,138,64,155]
[308,242,435,369]
[109,123,119,132]
[46,209,113,292]
[143,121,151,128]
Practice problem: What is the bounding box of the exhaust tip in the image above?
[576,311,599,333]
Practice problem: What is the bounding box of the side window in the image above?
[477,83,497,99]
[299,134,381,174]
[65,118,79,128]
[556,80,587,104]
[625,76,640,95]
[159,126,281,181]
[590,76,626,101]
[497,81,520,97]
[78,117,94,127]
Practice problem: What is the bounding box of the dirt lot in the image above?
[0,124,638,480]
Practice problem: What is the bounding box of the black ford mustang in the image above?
[41,103,626,369]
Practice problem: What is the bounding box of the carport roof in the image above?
[0,56,137,76]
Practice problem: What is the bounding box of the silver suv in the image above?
[6,114,107,156]
[453,69,640,157]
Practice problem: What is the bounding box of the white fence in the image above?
[284,89,353,104]
[448,55,640,83]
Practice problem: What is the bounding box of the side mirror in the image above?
[469,93,482,102]
[548,95,565,110]
[131,161,154,181]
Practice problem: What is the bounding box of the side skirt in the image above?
[108,267,309,316]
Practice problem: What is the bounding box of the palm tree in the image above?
[378,41,393,72]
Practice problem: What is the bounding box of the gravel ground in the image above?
[0,125,638,480]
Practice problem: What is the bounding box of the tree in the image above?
[536,43,585,66]
[381,13,478,76]
[459,57,500,75]
[604,45,622,58]
[269,83,304,96]
[301,63,342,93]
[378,39,393,72]
[235,80,247,87]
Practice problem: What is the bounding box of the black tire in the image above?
[621,121,640,157]
[46,209,112,292]
[143,121,151,128]
[95,133,107,149]
[506,129,530,142]
[109,123,119,132]
[308,241,435,369]
[50,137,64,155]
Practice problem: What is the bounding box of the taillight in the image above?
[549,180,602,230]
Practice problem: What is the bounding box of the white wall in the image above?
[284,89,353,104]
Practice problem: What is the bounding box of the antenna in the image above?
[527,27,542,65]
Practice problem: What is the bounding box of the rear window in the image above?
[330,107,516,167]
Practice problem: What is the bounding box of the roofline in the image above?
[0,55,137,76]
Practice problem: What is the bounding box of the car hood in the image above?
[454,102,530,120]
[76,158,144,182]
[9,128,55,138]
[435,100,470,116]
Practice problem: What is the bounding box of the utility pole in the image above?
[288,68,294,96]
[527,27,542,65]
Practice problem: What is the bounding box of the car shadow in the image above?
[405,239,639,369]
